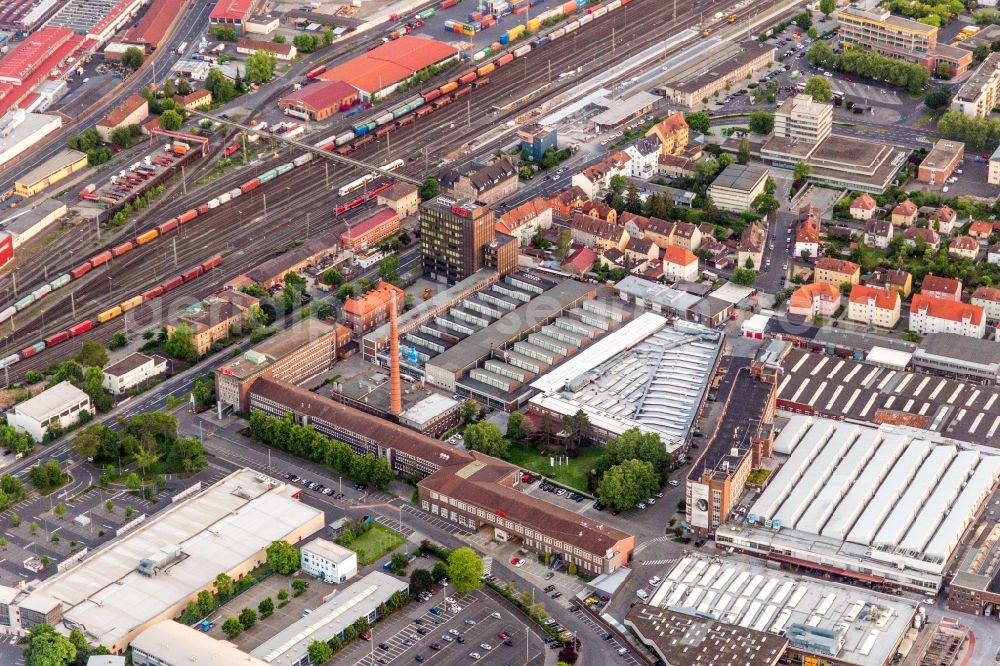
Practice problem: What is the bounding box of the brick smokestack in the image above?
[389,289,402,416]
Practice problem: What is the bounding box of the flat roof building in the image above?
[3,469,324,651]
[773,345,1000,445]
[0,197,67,248]
[642,553,918,666]
[14,148,87,197]
[131,621,267,666]
[724,415,1000,592]
[625,606,787,666]
[102,352,167,395]
[420,196,496,284]
[215,318,339,412]
[250,571,407,665]
[529,313,723,451]
[951,51,1000,118]
[708,163,769,213]
[913,333,1000,384]
[658,41,775,108]
[918,139,964,184]
[774,93,832,145]
[7,380,92,442]
[300,537,357,583]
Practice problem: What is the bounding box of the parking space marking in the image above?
[572,611,642,665]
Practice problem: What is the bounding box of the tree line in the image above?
[807,40,929,94]
[73,412,206,475]
[247,411,394,489]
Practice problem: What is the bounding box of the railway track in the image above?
[2,0,795,382]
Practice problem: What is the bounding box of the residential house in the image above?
[867,268,912,298]
[662,245,698,282]
[788,283,840,321]
[929,206,957,235]
[863,219,893,250]
[623,236,659,269]
[672,221,702,251]
[968,220,995,239]
[548,186,588,219]
[569,214,628,251]
[102,353,168,395]
[972,286,1000,321]
[172,89,212,111]
[624,136,661,179]
[620,212,650,238]
[903,226,940,250]
[849,193,878,220]
[645,112,689,156]
[577,201,617,223]
[561,247,596,277]
[658,154,698,178]
[949,235,980,260]
[891,199,918,227]
[641,218,675,250]
[989,242,1000,265]
[166,290,259,356]
[571,163,610,199]
[452,157,518,205]
[496,198,553,246]
[813,257,860,288]
[236,38,296,60]
[909,294,985,338]
[96,94,149,142]
[847,284,901,328]
[795,215,820,259]
[737,220,766,269]
[921,275,963,301]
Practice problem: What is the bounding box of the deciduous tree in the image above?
[447,547,484,593]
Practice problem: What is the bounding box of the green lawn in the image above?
[503,443,603,493]
[337,523,405,566]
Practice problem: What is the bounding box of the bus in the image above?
[176,41,188,55]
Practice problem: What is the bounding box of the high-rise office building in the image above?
[419,196,496,283]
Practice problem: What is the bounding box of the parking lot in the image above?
[0,458,229,587]
[333,587,549,666]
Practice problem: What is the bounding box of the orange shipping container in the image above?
[476,62,496,77]
[136,229,159,245]
[562,0,577,12]
[458,72,477,84]
[439,81,459,94]
[497,53,514,66]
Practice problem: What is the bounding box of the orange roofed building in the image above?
[645,112,689,156]
[340,207,400,252]
[847,284,901,328]
[788,283,840,321]
[910,293,985,338]
[319,35,458,100]
[342,281,406,337]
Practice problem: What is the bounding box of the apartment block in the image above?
[837,6,937,56]
[342,281,406,337]
[707,163,769,213]
[951,52,1000,118]
[909,293,985,338]
[847,284,901,328]
[813,257,860,288]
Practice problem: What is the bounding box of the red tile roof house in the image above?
[891,199,918,227]
[948,235,981,260]
[968,220,995,239]
[929,206,957,235]
[561,247,596,277]
[849,193,877,220]
[921,275,962,302]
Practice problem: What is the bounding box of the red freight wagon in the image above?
[178,209,198,224]
[157,219,179,235]
[90,251,113,267]
[161,275,184,292]
[197,204,210,215]
[0,233,12,270]
[70,262,93,279]
[43,331,70,347]
[201,255,223,271]
[181,266,203,282]
[142,285,165,300]
[112,242,134,257]
[69,320,94,335]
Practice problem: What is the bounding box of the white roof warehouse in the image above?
[0,469,324,651]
